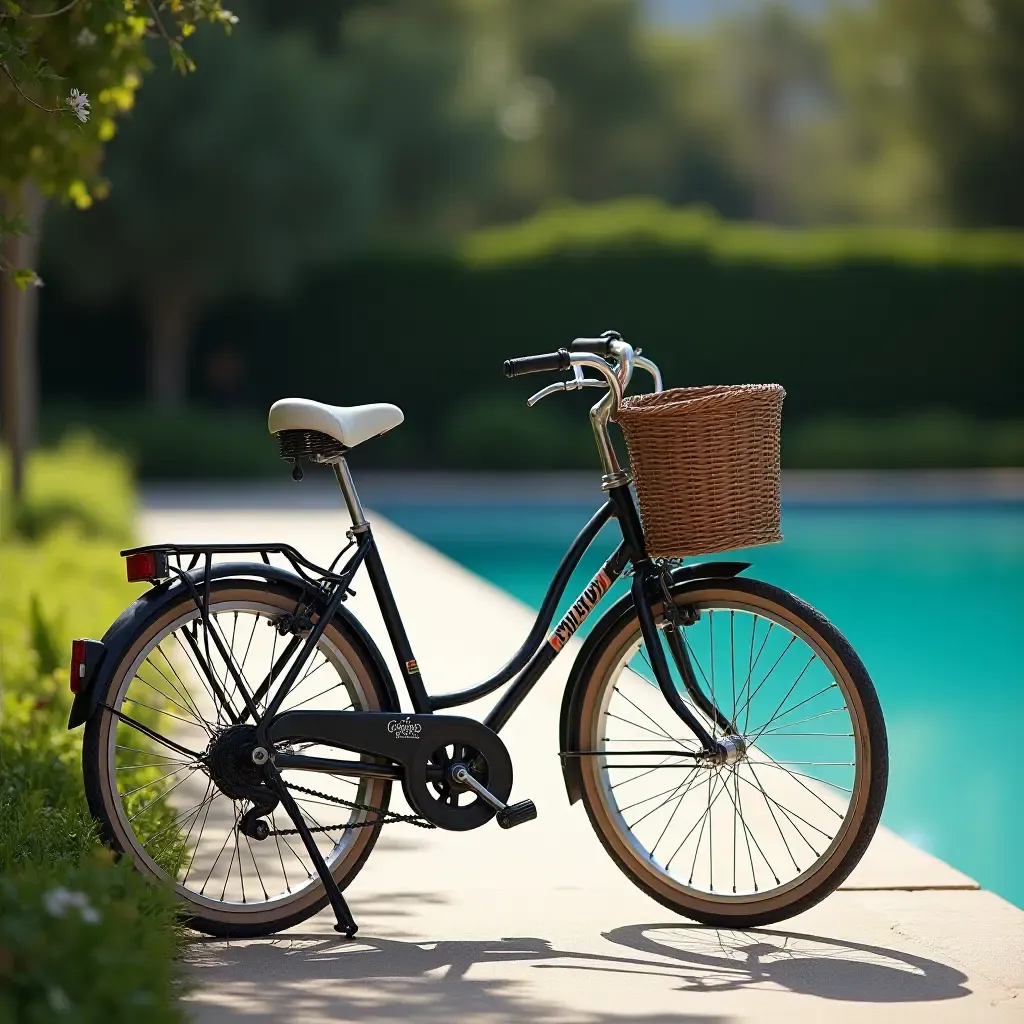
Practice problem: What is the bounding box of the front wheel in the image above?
[574,576,887,928]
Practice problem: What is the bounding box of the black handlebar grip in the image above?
[503,348,571,378]
[568,331,622,357]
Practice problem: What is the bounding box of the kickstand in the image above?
[267,765,358,937]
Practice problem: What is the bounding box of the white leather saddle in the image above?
[268,398,404,450]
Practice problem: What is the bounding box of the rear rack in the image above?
[120,541,356,588]
[118,538,369,726]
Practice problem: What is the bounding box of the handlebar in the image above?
[501,331,659,481]
[503,348,571,378]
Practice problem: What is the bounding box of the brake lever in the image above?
[526,372,606,407]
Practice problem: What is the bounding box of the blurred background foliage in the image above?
[22,0,1024,471]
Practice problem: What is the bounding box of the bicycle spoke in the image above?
[123,694,208,733]
[739,762,831,851]
[167,779,215,876]
[115,743,187,763]
[752,747,850,812]
[144,647,213,732]
[753,682,840,735]
[269,811,293,893]
[665,770,730,872]
[613,686,692,747]
[735,635,797,725]
[746,653,819,744]
[127,767,201,824]
[604,710,677,739]
[757,707,847,735]
[649,766,707,858]
[119,762,195,799]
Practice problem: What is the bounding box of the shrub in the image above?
[0,857,183,1024]
[784,412,1024,469]
[2,433,135,541]
[0,441,184,1022]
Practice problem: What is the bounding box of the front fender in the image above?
[557,560,750,804]
[68,561,400,729]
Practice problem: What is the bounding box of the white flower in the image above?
[76,27,97,47]
[67,89,90,124]
[42,887,100,923]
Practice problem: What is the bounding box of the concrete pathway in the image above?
[140,501,1023,1023]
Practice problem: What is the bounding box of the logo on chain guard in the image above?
[387,717,422,739]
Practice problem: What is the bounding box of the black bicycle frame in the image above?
[123,481,720,772]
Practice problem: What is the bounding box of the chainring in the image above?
[403,725,513,831]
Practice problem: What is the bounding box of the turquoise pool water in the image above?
[373,497,1024,909]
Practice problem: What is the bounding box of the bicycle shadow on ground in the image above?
[184,910,970,1022]
[597,923,970,1002]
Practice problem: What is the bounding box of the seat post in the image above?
[329,456,368,531]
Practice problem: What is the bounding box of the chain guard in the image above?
[269,711,513,831]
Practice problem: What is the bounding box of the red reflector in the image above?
[70,638,86,694]
[126,551,156,582]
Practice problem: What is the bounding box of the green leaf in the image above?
[12,267,42,290]
[2,0,22,16]
[0,211,28,236]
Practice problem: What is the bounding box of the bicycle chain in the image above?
[266,779,436,836]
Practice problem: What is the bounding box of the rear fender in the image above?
[67,561,400,729]
[557,561,750,804]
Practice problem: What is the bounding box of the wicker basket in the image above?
[616,384,785,557]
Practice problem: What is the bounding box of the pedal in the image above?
[496,799,537,829]
[450,764,537,830]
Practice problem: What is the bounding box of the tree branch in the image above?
[145,0,175,45]
[19,0,87,18]
[0,59,60,114]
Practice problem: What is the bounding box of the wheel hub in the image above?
[714,733,748,766]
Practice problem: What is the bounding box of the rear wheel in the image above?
[574,577,887,927]
[83,580,394,937]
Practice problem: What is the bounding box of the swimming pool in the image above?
[373,496,1024,909]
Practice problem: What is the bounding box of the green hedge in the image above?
[0,440,185,1022]
[39,403,1024,476]
[39,200,1024,467]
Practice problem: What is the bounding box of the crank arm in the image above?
[449,764,537,830]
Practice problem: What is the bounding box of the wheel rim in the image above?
[99,594,386,920]
[587,592,869,907]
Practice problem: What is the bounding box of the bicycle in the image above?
[68,333,888,938]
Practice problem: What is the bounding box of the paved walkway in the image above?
[140,501,1023,1023]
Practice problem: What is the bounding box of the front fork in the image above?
[630,564,733,756]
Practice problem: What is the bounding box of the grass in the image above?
[0,438,186,1022]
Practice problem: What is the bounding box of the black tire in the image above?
[573,576,888,928]
[83,579,395,937]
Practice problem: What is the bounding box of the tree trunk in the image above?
[147,286,194,410]
[1,184,45,501]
